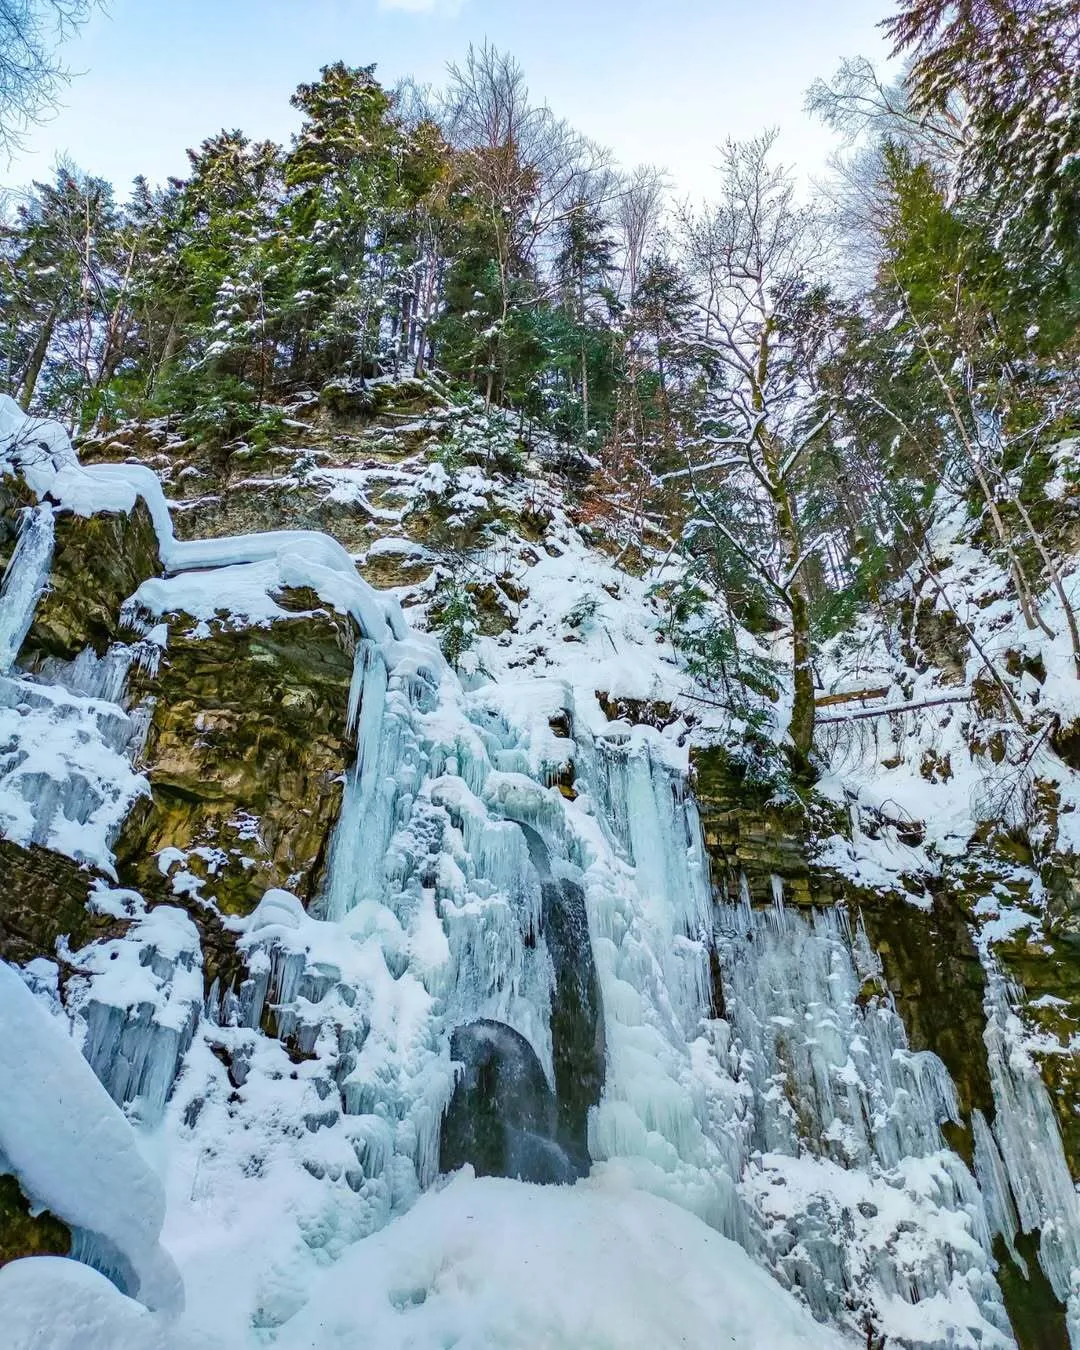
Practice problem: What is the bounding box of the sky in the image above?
[2,0,895,202]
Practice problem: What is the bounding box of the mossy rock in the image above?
[169,483,372,556]
[517,504,553,543]
[0,476,36,573]
[993,1229,1070,1350]
[912,600,968,686]
[0,1175,69,1267]
[470,582,512,637]
[403,504,498,554]
[22,502,163,664]
[692,746,829,906]
[1052,718,1080,774]
[78,423,171,465]
[114,606,357,915]
[369,377,446,417]
[358,552,432,590]
[318,379,384,422]
[0,839,123,967]
[597,692,684,732]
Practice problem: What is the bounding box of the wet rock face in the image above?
[114,603,357,916]
[540,877,604,1169]
[996,925,1080,1176]
[0,1175,69,1265]
[693,745,1079,1346]
[861,890,995,1147]
[0,479,35,572]
[0,839,121,968]
[692,745,842,906]
[440,1020,582,1185]
[22,504,163,665]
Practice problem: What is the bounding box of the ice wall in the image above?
[72,906,203,1127]
[973,959,1080,1341]
[717,895,1013,1348]
[0,504,54,673]
[3,394,1073,1349]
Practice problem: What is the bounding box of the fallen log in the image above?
[816,691,971,724]
[815,686,890,708]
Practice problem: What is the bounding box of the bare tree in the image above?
[613,163,667,303]
[678,132,836,766]
[0,0,99,159]
[806,55,965,169]
[806,56,964,280]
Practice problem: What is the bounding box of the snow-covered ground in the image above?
[1,1172,849,1350]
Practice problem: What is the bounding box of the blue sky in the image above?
[3,0,894,200]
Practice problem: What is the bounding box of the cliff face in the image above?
[2,388,1080,1350]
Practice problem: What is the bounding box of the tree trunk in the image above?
[774,479,816,765]
[18,305,58,410]
[150,310,183,394]
[581,332,589,440]
[579,272,589,441]
[909,308,1051,637]
[1009,491,1080,678]
[788,582,816,763]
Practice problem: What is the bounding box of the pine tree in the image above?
[884,0,1080,273]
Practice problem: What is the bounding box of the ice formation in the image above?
[0,959,182,1312]
[72,905,204,1127]
[718,897,1014,1347]
[974,959,1080,1340]
[0,504,54,674]
[2,393,1080,1349]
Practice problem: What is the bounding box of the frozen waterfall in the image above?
[715,893,1014,1347]
[974,958,1080,1341]
[0,504,54,675]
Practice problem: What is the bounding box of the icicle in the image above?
[320,641,394,922]
[717,900,1012,1343]
[71,907,203,1126]
[979,958,1080,1329]
[0,503,54,672]
[769,874,786,934]
[973,1107,1025,1271]
[32,643,136,705]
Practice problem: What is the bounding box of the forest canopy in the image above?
[2,0,1078,778]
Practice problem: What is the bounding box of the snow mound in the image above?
[0,1259,185,1350]
[276,1169,849,1350]
[0,959,182,1312]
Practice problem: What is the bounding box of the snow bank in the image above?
[275,1170,848,1350]
[0,1259,182,1350]
[0,959,181,1312]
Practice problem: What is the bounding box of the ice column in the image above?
[573,725,750,1240]
[320,640,426,923]
[0,503,54,672]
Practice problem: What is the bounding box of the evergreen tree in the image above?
[884,0,1080,274]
